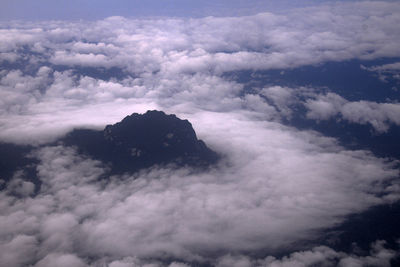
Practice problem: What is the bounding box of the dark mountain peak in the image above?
[104,110,197,146]
[117,110,177,126]
[62,110,218,175]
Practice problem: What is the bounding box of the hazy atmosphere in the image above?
[1,1,400,266]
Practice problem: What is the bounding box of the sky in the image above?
[1,0,400,266]
[0,0,382,20]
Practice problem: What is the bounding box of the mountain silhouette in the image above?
[61,110,219,174]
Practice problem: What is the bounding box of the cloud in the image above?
[368,62,400,72]
[304,92,400,132]
[0,2,399,139]
[0,52,19,63]
[50,51,111,68]
[1,1,400,266]
[0,114,399,264]
[304,93,345,121]
[35,253,87,267]
[6,172,35,197]
[362,61,400,82]
[0,234,38,266]
[216,240,398,267]
[0,2,398,144]
[1,2,400,72]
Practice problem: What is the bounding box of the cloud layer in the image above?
[0,133,399,266]
[304,92,400,132]
[0,2,400,143]
[1,1,400,266]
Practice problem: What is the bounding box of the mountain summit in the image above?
[62,110,219,174]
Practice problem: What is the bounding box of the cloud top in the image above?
[1,1,400,266]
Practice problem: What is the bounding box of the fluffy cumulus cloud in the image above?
[216,240,398,267]
[0,137,399,266]
[1,1,400,266]
[304,92,400,132]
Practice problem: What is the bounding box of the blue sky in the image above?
[0,0,346,21]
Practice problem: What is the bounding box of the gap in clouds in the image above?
[222,59,400,160]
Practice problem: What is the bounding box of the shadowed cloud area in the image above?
[1,1,400,266]
[0,110,218,190]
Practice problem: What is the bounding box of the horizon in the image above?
[0,0,382,21]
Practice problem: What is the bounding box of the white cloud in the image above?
[0,1,398,142]
[368,62,400,72]
[0,234,38,267]
[305,92,400,132]
[305,93,345,121]
[50,51,111,68]
[1,1,400,266]
[34,253,87,267]
[216,240,398,267]
[362,61,400,82]
[0,114,399,264]
[1,1,400,74]
[0,52,19,63]
[0,2,399,141]
[6,174,35,197]
[260,86,298,118]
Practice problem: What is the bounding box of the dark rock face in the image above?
[0,110,218,192]
[61,110,219,174]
